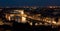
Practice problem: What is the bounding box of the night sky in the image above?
[0,0,60,7]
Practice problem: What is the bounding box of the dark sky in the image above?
[0,0,60,7]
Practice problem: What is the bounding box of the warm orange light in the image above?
[52,21,56,24]
[29,22,33,26]
[21,17,27,23]
[0,20,4,25]
[35,23,38,26]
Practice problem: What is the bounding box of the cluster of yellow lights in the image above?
[26,14,60,26]
[42,17,57,24]
[5,10,27,23]
[42,17,60,25]
[5,9,60,26]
